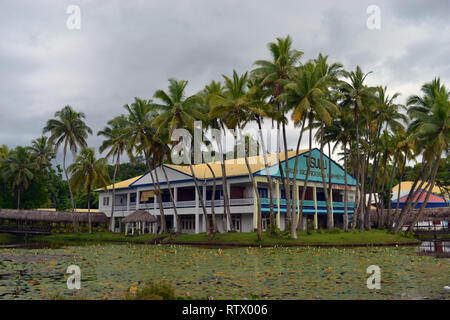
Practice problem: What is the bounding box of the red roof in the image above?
[398,190,448,203]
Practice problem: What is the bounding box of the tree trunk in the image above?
[87,185,92,234]
[281,122,292,231]
[146,158,167,234]
[352,102,361,232]
[343,142,349,232]
[110,153,120,232]
[161,165,181,233]
[378,159,388,227]
[319,122,333,229]
[188,162,211,236]
[297,112,314,231]
[386,162,397,228]
[291,117,306,238]
[395,151,407,217]
[218,122,233,232]
[256,117,276,233]
[205,162,218,233]
[407,157,441,231]
[63,141,77,232]
[17,188,21,210]
[238,122,262,240]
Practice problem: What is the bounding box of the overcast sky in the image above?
[0,0,449,165]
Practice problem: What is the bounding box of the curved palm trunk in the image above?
[358,149,368,232]
[205,162,218,233]
[378,159,388,227]
[238,122,262,240]
[281,122,292,231]
[393,159,430,231]
[395,151,408,217]
[17,188,21,210]
[161,165,181,233]
[387,163,398,228]
[319,122,333,229]
[343,143,349,232]
[63,141,77,232]
[218,123,233,232]
[352,102,361,232]
[407,158,440,231]
[256,117,275,233]
[298,112,314,231]
[146,159,167,234]
[291,118,306,238]
[87,184,92,234]
[188,163,211,236]
[366,125,382,229]
[110,153,120,232]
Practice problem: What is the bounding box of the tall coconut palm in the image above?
[246,78,278,233]
[252,35,303,234]
[28,136,55,171]
[122,98,168,234]
[340,67,376,231]
[395,78,449,232]
[43,105,92,230]
[98,115,130,231]
[202,80,233,232]
[151,79,211,236]
[279,58,341,234]
[1,147,37,209]
[210,70,264,240]
[68,148,110,233]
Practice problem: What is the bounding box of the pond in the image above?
[0,242,449,300]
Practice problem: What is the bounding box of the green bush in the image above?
[124,281,187,300]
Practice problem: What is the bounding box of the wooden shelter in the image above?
[0,209,109,234]
[122,210,158,235]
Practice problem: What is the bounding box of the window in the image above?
[182,217,195,230]
[231,214,241,232]
[103,196,110,206]
[258,188,268,198]
[262,214,271,231]
[130,193,136,203]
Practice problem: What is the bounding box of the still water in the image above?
[0,241,449,300]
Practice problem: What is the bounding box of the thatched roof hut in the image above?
[369,206,450,223]
[122,210,157,223]
[0,209,109,224]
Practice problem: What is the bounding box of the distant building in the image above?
[96,149,357,233]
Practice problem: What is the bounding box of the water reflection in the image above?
[417,240,450,258]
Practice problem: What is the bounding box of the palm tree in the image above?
[246,78,277,233]
[394,78,449,232]
[202,80,234,232]
[1,146,38,209]
[68,148,110,233]
[279,57,341,234]
[210,70,264,240]
[252,35,303,234]
[340,67,376,231]
[98,115,130,231]
[28,136,55,170]
[151,79,211,236]
[122,98,168,234]
[43,105,92,230]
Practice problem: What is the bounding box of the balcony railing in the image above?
[110,198,254,212]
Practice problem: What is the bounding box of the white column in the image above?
[127,193,130,212]
[136,190,140,210]
[154,193,157,215]
[195,187,200,233]
[313,186,318,229]
[276,181,281,228]
[202,184,207,232]
[227,182,232,231]
[253,181,258,230]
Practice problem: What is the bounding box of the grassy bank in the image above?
[19,229,421,247]
[29,232,164,244]
[164,230,420,246]
[0,233,20,243]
